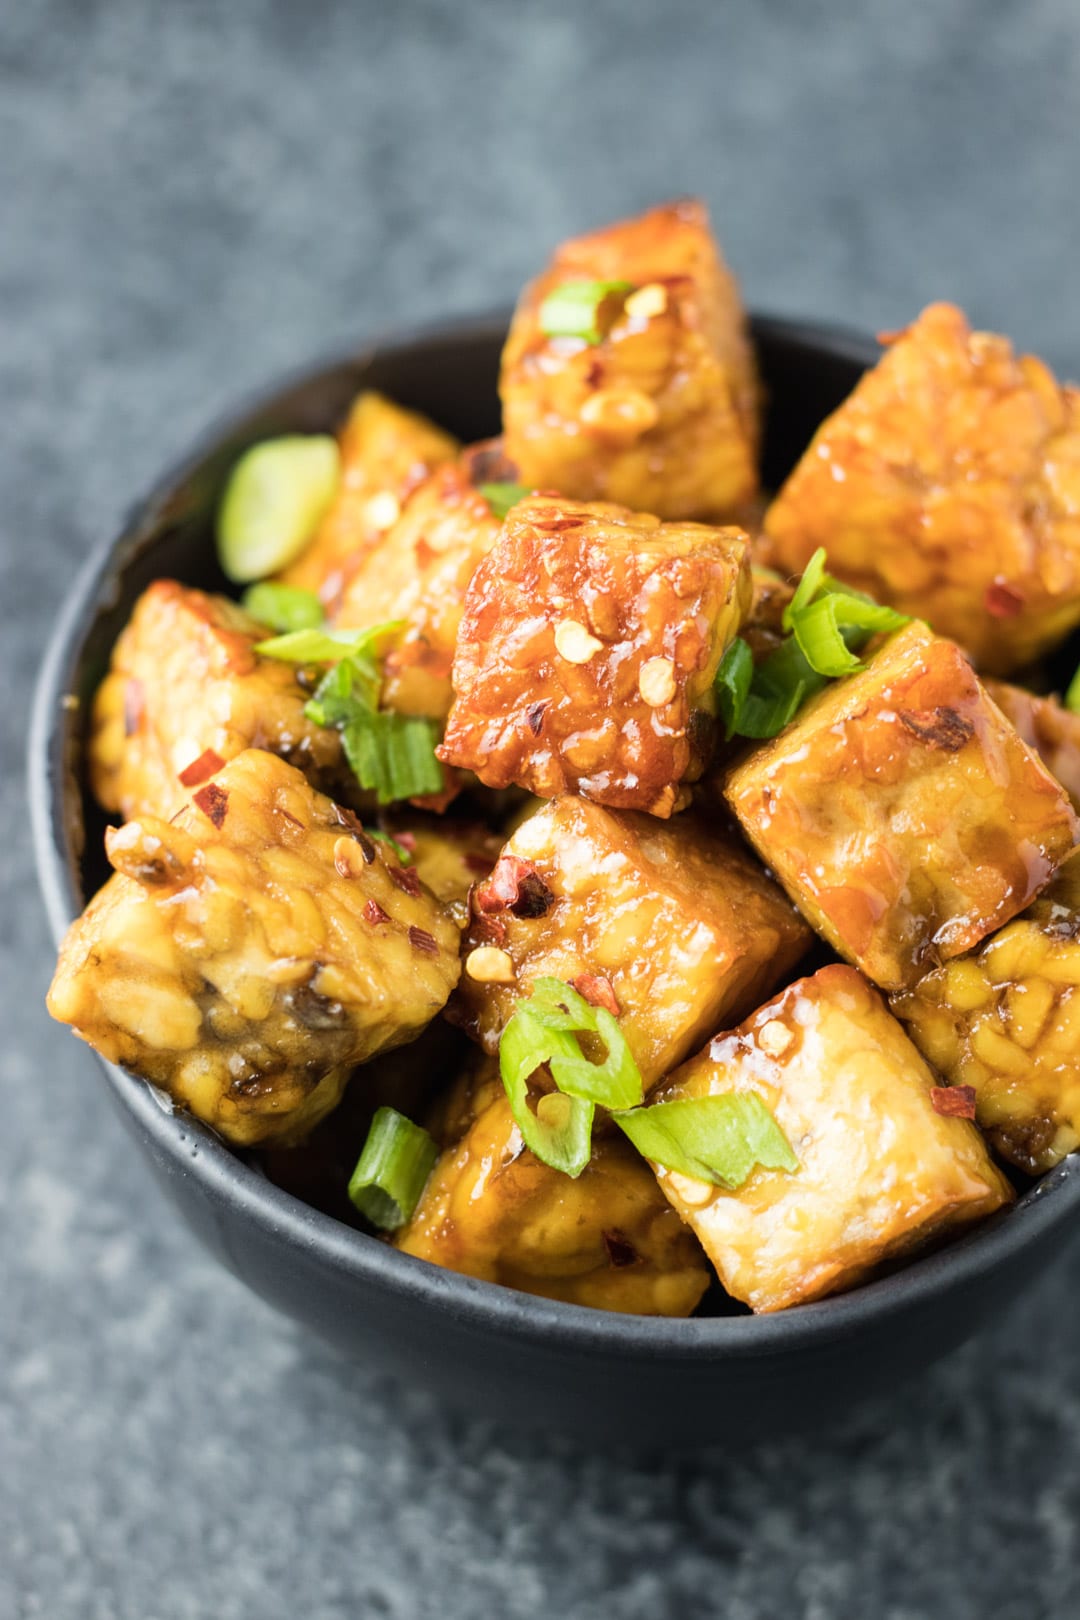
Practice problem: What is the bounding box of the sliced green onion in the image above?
[303,653,380,725]
[348,1106,438,1230]
[714,637,754,741]
[342,711,444,805]
[615,1092,797,1189]
[241,581,326,633]
[479,481,530,519]
[792,592,909,678]
[217,435,340,583]
[368,829,413,866]
[782,546,828,630]
[1065,663,1080,715]
[538,279,634,344]
[500,1016,596,1178]
[257,619,404,667]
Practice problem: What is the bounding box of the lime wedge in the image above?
[217,435,340,583]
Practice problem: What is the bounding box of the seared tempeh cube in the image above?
[454,795,811,1088]
[334,461,503,718]
[725,621,1079,993]
[47,751,461,1147]
[438,494,751,817]
[500,199,760,520]
[394,1059,710,1315]
[88,580,350,821]
[277,390,458,608]
[985,680,1080,813]
[651,966,1013,1313]
[382,815,502,923]
[762,303,1080,674]
[893,850,1080,1174]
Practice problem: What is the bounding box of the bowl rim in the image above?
[30,308,1080,1362]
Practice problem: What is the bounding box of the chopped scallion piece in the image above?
[241,581,326,633]
[348,1106,438,1230]
[792,591,909,678]
[714,637,754,741]
[257,619,404,667]
[538,279,635,344]
[614,1092,798,1189]
[217,435,340,583]
[782,546,828,630]
[479,481,530,519]
[368,829,413,866]
[342,711,444,805]
[1065,662,1080,715]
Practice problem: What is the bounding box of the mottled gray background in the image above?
[5,2,1080,1616]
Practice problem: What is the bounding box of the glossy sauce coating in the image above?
[726,621,1079,992]
[277,390,458,610]
[334,461,502,718]
[894,850,1080,1173]
[47,751,460,1146]
[438,494,751,816]
[454,794,812,1087]
[652,965,1013,1313]
[500,199,760,520]
[762,303,1080,674]
[88,580,350,822]
[394,1060,710,1315]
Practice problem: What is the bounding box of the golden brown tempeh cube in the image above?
[437,494,751,817]
[651,966,1013,1313]
[453,795,811,1088]
[382,815,503,924]
[47,751,461,1147]
[88,580,350,822]
[985,680,1080,813]
[893,850,1080,1174]
[762,303,1080,674]
[277,390,458,609]
[394,1059,710,1316]
[725,621,1079,993]
[334,461,503,718]
[500,199,760,521]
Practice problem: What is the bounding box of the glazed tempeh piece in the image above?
[438,494,751,817]
[454,795,812,1088]
[382,816,502,922]
[277,390,458,608]
[47,751,461,1147]
[394,1060,710,1315]
[725,621,1079,993]
[88,580,350,822]
[334,461,502,718]
[500,199,760,520]
[651,966,1013,1313]
[893,850,1080,1174]
[762,303,1080,674]
[985,680,1080,813]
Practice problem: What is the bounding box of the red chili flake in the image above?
[930,1085,977,1120]
[393,831,417,853]
[571,973,620,1017]
[985,579,1025,618]
[471,913,508,947]
[277,807,304,830]
[415,537,437,568]
[178,748,226,788]
[529,514,585,532]
[602,1230,638,1268]
[525,701,548,736]
[388,864,422,897]
[898,706,974,752]
[585,358,604,388]
[192,782,229,828]
[123,678,145,737]
[474,855,551,916]
[364,899,390,926]
[332,804,376,862]
[408,926,439,956]
[464,851,497,875]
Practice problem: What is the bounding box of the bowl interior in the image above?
[32,311,1080,1355]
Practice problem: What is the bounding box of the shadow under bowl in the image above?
[30,312,1080,1448]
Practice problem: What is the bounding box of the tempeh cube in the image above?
[47,751,461,1147]
[725,621,1079,993]
[437,494,751,817]
[334,461,503,718]
[277,390,458,609]
[893,850,1080,1173]
[453,794,811,1088]
[394,1058,710,1315]
[500,199,760,520]
[762,303,1080,674]
[651,965,1013,1313]
[88,580,350,821]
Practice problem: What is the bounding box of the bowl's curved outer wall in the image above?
[31,315,1080,1447]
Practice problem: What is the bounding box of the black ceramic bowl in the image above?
[31,313,1080,1448]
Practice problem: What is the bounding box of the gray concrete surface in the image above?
[5,2,1080,1615]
